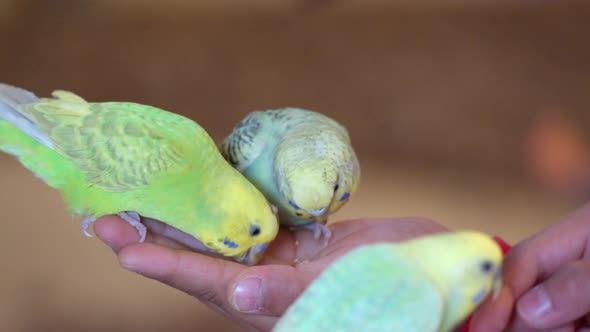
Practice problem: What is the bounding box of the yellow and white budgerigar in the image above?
[273,231,503,332]
[0,83,279,265]
[221,108,360,242]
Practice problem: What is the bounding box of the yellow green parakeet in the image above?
[0,83,279,265]
[221,108,360,242]
[273,231,503,332]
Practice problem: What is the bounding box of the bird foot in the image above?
[293,257,311,266]
[302,222,332,246]
[81,212,146,242]
[118,211,147,242]
[81,217,97,237]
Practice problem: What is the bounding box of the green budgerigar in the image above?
[273,231,503,332]
[0,83,279,265]
[221,108,360,242]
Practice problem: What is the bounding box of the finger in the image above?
[508,321,574,332]
[258,228,297,265]
[583,312,590,328]
[513,260,590,330]
[316,217,448,260]
[503,202,590,300]
[117,242,245,312]
[94,216,187,252]
[94,215,141,251]
[546,327,575,332]
[141,218,224,254]
[227,265,315,316]
[224,219,446,317]
[469,285,514,332]
[103,221,288,332]
[330,217,449,244]
[473,203,590,332]
[579,323,590,332]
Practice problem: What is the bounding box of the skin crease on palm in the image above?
[94,216,448,332]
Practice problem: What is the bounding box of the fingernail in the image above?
[231,277,262,313]
[518,284,552,322]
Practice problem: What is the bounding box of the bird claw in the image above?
[118,211,147,242]
[81,212,146,242]
[293,257,310,266]
[291,224,329,265]
[302,222,332,246]
[81,217,96,237]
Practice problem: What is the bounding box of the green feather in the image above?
[0,83,279,265]
[274,231,504,332]
[221,108,360,240]
[274,243,442,332]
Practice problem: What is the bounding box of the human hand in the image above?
[94,216,447,332]
[470,202,590,332]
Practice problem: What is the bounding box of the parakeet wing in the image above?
[17,91,202,192]
[220,112,268,171]
[273,244,443,332]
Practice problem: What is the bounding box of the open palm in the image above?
[95,216,447,332]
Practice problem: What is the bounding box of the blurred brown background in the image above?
[1,0,589,331]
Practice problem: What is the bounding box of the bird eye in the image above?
[480,260,494,274]
[339,192,350,202]
[249,224,261,237]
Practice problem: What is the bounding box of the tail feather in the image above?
[0,84,67,189]
[0,83,40,105]
[0,120,68,189]
[0,83,53,149]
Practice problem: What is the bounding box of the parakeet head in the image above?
[278,135,360,224]
[399,231,503,331]
[205,169,279,266]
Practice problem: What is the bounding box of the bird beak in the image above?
[492,266,503,299]
[234,242,270,266]
[306,206,328,217]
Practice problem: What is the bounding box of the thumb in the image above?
[514,260,590,330]
[228,265,311,316]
